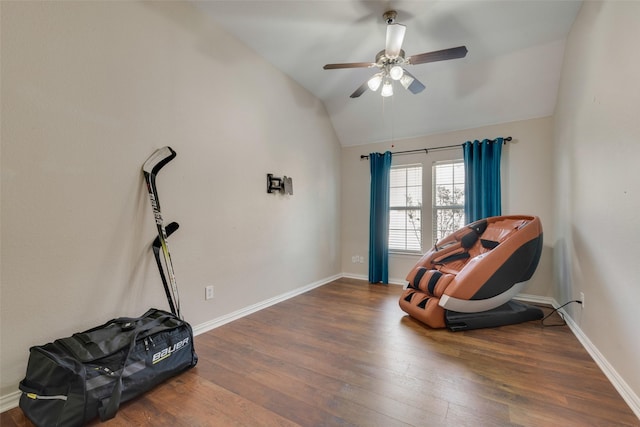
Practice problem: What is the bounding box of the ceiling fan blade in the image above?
[400,70,425,94]
[408,46,468,65]
[350,81,369,98]
[385,24,406,59]
[323,62,376,70]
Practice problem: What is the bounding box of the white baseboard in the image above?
[558,304,640,419]
[192,273,342,336]
[3,280,638,421]
[515,294,640,419]
[513,293,556,306]
[340,272,405,286]
[0,390,21,414]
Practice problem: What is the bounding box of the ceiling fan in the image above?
[323,10,468,98]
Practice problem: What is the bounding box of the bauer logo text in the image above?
[152,337,189,364]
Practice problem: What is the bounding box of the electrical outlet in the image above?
[359,256,364,263]
[351,255,357,263]
[580,292,585,308]
[205,285,214,300]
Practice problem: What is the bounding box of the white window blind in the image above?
[433,160,465,245]
[389,165,422,252]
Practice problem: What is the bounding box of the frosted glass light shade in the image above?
[381,80,393,97]
[367,73,383,91]
[389,65,404,80]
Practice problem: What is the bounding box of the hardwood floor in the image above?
[2,278,638,426]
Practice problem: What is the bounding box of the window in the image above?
[389,165,422,252]
[433,160,465,245]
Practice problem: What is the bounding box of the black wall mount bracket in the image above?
[267,174,293,195]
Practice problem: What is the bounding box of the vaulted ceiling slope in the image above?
[194,1,582,147]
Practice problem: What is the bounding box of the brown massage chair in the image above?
[399,215,544,331]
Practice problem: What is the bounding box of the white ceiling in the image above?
[193,1,582,147]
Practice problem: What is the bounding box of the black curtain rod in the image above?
[360,136,512,160]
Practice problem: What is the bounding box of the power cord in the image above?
[541,300,582,327]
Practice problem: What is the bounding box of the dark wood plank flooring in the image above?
[2,278,638,426]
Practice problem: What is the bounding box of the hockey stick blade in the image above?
[143,146,176,176]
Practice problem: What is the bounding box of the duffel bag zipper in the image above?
[98,366,116,376]
[24,392,68,401]
[144,337,156,352]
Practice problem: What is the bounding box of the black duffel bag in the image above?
[18,308,197,426]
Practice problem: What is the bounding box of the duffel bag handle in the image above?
[98,314,173,421]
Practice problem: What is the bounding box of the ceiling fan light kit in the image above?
[323,10,468,98]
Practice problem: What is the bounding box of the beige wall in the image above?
[0,1,341,396]
[553,1,640,406]
[341,116,555,296]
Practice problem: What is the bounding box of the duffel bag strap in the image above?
[98,314,173,421]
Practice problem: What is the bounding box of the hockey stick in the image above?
[142,146,181,318]
[152,221,179,316]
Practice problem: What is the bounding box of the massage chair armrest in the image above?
[405,242,464,283]
[405,227,480,284]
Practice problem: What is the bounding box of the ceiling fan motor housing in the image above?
[375,49,406,66]
[383,10,397,25]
